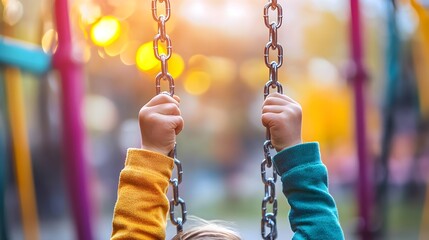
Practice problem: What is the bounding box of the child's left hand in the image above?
[138,94,184,156]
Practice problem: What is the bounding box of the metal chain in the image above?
[152,0,187,234]
[261,0,284,239]
[152,0,175,96]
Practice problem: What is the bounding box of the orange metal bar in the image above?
[4,68,40,240]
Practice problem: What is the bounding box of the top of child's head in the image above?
[171,216,241,240]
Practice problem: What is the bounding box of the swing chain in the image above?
[152,0,174,96]
[168,144,187,233]
[261,0,284,239]
[152,0,187,233]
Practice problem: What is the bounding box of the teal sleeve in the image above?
[273,142,344,240]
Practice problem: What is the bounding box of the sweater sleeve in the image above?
[111,149,174,240]
[273,142,344,240]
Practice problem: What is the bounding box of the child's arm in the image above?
[262,93,344,240]
[111,94,184,240]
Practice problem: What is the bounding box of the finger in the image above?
[146,94,180,108]
[264,95,287,106]
[263,97,292,109]
[261,112,277,128]
[173,116,184,135]
[151,103,181,116]
[265,93,297,105]
[158,115,184,135]
[262,105,285,114]
[173,95,181,103]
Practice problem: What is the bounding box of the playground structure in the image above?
[0,0,428,239]
[1,0,93,239]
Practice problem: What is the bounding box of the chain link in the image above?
[261,0,284,239]
[152,0,174,96]
[152,0,187,234]
[168,145,187,233]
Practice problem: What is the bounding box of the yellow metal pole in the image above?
[4,68,40,240]
[410,0,429,117]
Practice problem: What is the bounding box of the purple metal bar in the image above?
[349,0,373,239]
[53,0,93,239]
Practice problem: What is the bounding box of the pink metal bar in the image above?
[53,0,93,239]
[349,0,373,239]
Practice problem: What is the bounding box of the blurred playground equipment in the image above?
[1,0,428,240]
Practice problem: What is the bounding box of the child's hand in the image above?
[139,94,184,156]
[262,92,302,152]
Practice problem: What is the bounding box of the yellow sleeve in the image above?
[111,148,174,240]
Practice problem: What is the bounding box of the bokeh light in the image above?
[188,54,210,69]
[120,40,140,65]
[78,1,101,25]
[111,0,137,20]
[136,41,164,72]
[168,53,185,79]
[240,58,267,90]
[41,29,58,53]
[188,55,235,84]
[104,22,129,57]
[307,57,339,84]
[82,45,92,63]
[184,71,211,95]
[2,0,23,26]
[90,16,121,47]
[84,94,118,132]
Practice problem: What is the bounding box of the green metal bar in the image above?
[0,36,51,74]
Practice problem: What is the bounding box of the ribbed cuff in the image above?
[125,148,174,178]
[273,142,321,176]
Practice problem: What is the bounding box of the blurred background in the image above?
[0,0,428,239]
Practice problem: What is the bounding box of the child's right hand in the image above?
[262,92,303,152]
[138,94,184,156]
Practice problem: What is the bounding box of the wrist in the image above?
[276,139,302,152]
[141,144,170,156]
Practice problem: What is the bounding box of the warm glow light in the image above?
[120,41,140,65]
[84,95,118,132]
[239,58,267,90]
[188,55,235,84]
[136,42,183,77]
[2,0,23,26]
[169,53,185,79]
[136,42,165,72]
[79,2,101,25]
[207,56,236,83]
[41,29,58,53]
[98,49,106,59]
[90,16,121,47]
[188,54,210,69]
[184,71,211,95]
[82,46,92,63]
[105,22,129,57]
[112,0,137,20]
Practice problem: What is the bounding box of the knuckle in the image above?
[168,102,178,110]
[262,105,269,113]
[168,103,181,115]
[292,103,303,118]
[158,93,170,101]
[138,107,148,119]
[261,112,270,122]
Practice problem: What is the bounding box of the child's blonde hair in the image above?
[171,216,241,240]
